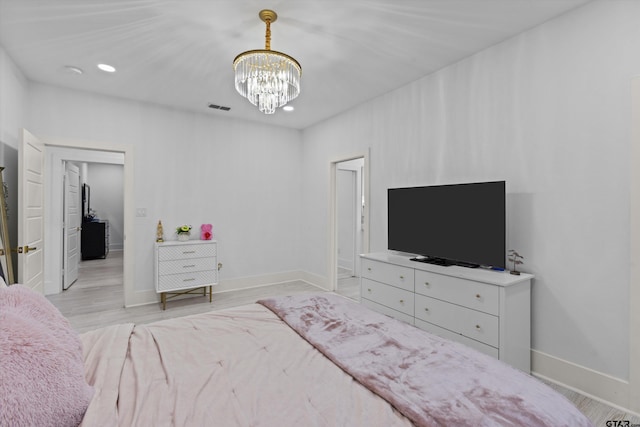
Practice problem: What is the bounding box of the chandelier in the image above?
[233,10,301,114]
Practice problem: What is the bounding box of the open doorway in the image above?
[335,159,364,300]
[44,145,126,305]
[329,152,369,299]
[62,161,124,301]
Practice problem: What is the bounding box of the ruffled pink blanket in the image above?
[258,294,594,427]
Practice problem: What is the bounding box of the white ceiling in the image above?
[0,0,592,130]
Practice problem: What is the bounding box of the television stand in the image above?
[360,252,534,373]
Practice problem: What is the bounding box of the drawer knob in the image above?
[367,288,372,292]
[424,282,430,287]
[476,324,481,330]
[475,294,481,299]
[399,275,404,279]
[368,267,372,271]
[399,299,404,304]
[424,307,429,312]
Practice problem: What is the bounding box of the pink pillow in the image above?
[0,285,93,426]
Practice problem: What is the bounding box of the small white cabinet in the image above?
[360,252,533,372]
[154,240,218,310]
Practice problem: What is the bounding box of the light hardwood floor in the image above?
[47,251,639,426]
[336,266,360,301]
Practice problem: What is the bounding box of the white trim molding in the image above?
[328,150,370,292]
[124,270,329,308]
[43,138,134,308]
[629,76,640,415]
[532,350,638,418]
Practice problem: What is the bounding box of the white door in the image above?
[18,129,45,293]
[63,162,80,290]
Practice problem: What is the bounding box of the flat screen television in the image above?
[387,181,506,269]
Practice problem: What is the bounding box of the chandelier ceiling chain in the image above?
[233,9,301,115]
[263,11,272,50]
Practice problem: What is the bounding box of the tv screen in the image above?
[387,181,506,269]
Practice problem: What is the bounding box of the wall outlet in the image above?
[136,208,147,217]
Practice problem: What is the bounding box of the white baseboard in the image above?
[125,270,330,308]
[532,349,638,417]
[338,257,353,272]
[214,270,329,293]
[298,270,330,290]
[125,289,159,307]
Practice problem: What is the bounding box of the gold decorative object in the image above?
[233,9,301,114]
[156,220,164,242]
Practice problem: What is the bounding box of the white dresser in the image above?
[360,252,533,372]
[154,240,218,310]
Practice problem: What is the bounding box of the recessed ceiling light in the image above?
[283,105,294,112]
[97,63,116,73]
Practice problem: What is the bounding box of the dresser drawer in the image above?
[414,319,499,359]
[158,243,217,261]
[361,298,414,324]
[158,257,216,276]
[157,270,218,292]
[361,278,414,316]
[414,293,499,347]
[361,259,414,291]
[415,270,499,315]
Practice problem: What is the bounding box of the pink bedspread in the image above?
[79,304,413,426]
[258,293,594,427]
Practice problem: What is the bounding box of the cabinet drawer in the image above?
[157,270,218,292]
[361,298,414,325]
[415,293,499,347]
[158,257,216,276]
[158,243,217,261]
[415,270,499,315]
[361,278,414,316]
[414,319,499,359]
[361,259,414,291]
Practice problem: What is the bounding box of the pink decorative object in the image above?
[0,285,93,426]
[201,223,213,240]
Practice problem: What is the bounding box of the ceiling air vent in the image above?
[208,103,231,111]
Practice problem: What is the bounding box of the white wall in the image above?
[27,83,303,296]
[0,47,27,284]
[301,0,640,399]
[85,163,124,250]
[0,46,27,149]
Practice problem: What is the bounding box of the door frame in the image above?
[43,139,134,307]
[629,76,640,413]
[62,161,81,290]
[328,150,370,292]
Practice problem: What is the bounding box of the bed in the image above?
[0,284,594,427]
